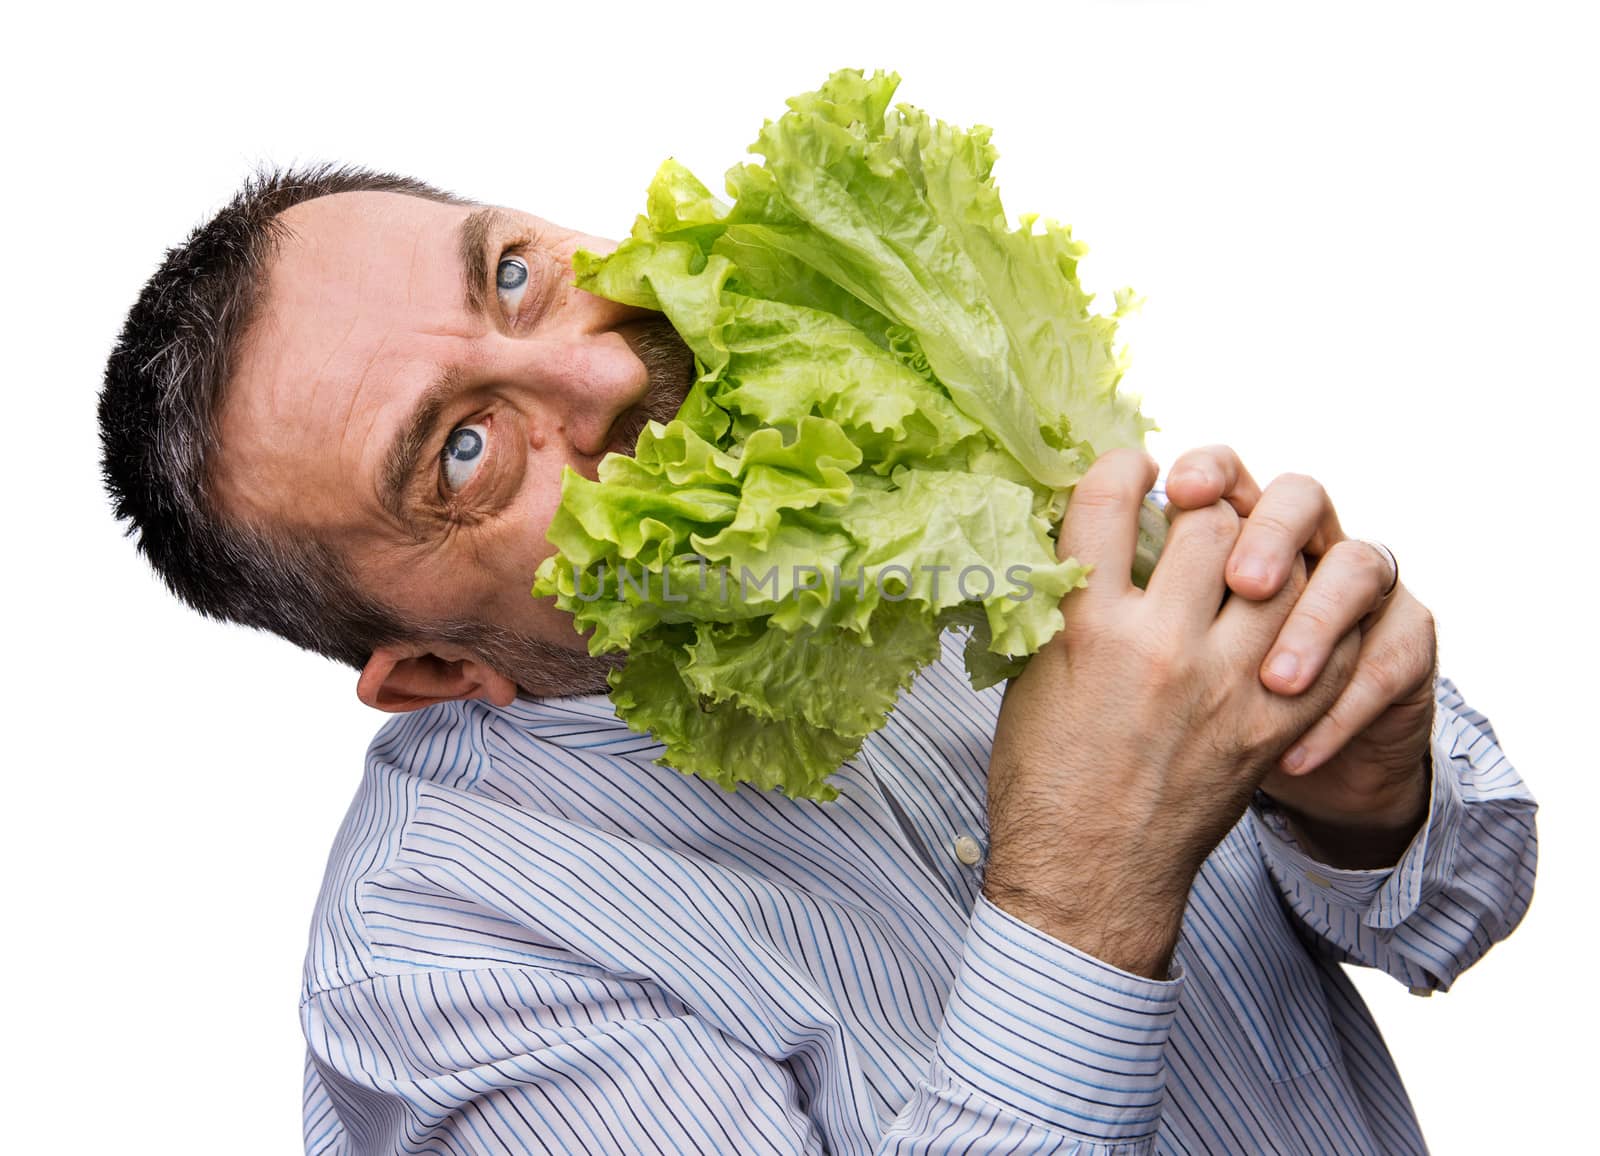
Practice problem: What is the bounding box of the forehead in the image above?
[215,191,478,530]
[275,189,470,309]
[241,190,477,396]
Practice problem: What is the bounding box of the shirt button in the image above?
[953,834,983,866]
[1408,986,1435,998]
[1304,870,1333,888]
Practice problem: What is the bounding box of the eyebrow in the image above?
[376,208,506,526]
[378,367,464,526]
[458,206,507,316]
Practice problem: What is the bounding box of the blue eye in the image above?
[497,256,528,290]
[497,255,530,319]
[442,422,488,492]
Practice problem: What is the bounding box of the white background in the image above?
[6,0,1593,1150]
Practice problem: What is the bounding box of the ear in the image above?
[356,643,519,713]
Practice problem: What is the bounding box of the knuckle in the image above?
[1065,603,1139,657]
[1243,508,1297,542]
[1314,692,1360,736]
[1062,609,1111,652]
[1061,595,1106,641]
[1124,447,1159,471]
[1323,539,1373,575]
[1131,626,1200,692]
[1173,443,1233,475]
[1334,539,1392,593]
[1067,483,1124,513]
[1362,654,1400,701]
[1090,446,1158,479]
[1145,650,1181,688]
[1273,471,1325,500]
[1175,500,1241,543]
[1291,611,1337,642]
[1295,588,1348,634]
[1140,630,1185,679]
[1073,451,1151,506]
[1194,442,1239,468]
[1377,630,1432,694]
[1323,538,1360,565]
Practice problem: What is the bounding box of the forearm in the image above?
[982,761,1222,981]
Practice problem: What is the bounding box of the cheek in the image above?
[483,408,571,573]
[471,455,592,641]
[524,454,577,569]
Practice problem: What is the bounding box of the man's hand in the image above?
[983,448,1363,979]
[1163,445,1437,869]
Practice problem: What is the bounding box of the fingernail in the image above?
[1267,650,1299,683]
[1235,556,1268,582]
[1281,743,1308,772]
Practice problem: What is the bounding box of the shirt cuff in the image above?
[935,892,1184,1144]
[1251,693,1465,930]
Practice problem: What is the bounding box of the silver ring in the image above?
[1359,539,1400,599]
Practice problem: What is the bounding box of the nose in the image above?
[486,290,656,460]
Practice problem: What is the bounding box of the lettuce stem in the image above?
[1131,497,1169,590]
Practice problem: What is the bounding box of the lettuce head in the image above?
[531,69,1162,801]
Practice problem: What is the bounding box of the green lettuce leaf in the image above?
[531,69,1158,801]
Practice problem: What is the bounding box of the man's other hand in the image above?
[1163,445,1437,869]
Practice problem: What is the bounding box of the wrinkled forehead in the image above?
[246,190,476,388]
[213,190,478,531]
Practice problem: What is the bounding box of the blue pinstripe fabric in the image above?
[301,540,1535,1154]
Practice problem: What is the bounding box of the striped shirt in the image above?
[300,604,1536,1154]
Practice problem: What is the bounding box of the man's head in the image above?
[99,165,693,708]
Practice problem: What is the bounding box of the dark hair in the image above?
[98,163,467,670]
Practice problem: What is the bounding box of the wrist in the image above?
[982,866,1192,980]
[1265,752,1431,870]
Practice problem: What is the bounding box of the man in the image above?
[100,165,1536,1155]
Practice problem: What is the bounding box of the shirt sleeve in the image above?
[301,894,1186,1156]
[894,892,1185,1153]
[1249,673,1538,992]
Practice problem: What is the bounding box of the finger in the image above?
[1226,472,1346,601]
[1060,448,1160,607]
[1274,596,1436,774]
[1162,444,1264,516]
[1144,500,1241,630]
[1213,550,1310,664]
[1259,539,1398,694]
